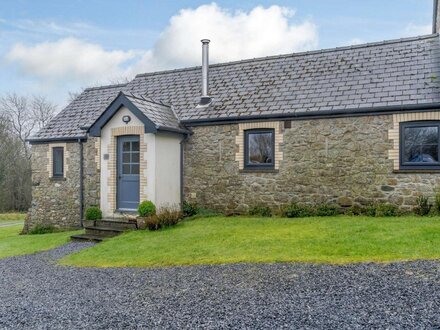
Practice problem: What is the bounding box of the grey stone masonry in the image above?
[24,139,100,232]
[183,115,440,213]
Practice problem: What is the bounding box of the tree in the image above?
[0,93,57,158]
[0,93,58,212]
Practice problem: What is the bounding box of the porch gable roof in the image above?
[88,92,188,137]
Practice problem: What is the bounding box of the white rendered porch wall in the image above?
[99,106,181,216]
[100,106,147,217]
[155,132,182,210]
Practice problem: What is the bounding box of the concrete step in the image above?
[83,219,137,230]
[70,234,104,242]
[84,226,125,237]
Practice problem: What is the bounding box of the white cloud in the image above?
[5,3,318,92]
[146,3,317,69]
[6,37,136,84]
[405,23,431,36]
[345,38,365,46]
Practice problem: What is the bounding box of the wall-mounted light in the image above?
[122,115,131,125]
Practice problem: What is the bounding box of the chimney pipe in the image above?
[434,0,440,34]
[199,39,211,106]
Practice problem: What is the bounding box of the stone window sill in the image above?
[50,176,66,181]
[393,170,440,174]
[239,169,279,174]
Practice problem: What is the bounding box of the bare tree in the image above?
[0,93,57,212]
[0,93,57,158]
[68,90,82,103]
[108,76,130,85]
[31,95,57,130]
[0,93,34,158]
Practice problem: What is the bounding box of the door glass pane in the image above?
[122,164,130,174]
[131,164,140,175]
[132,141,140,152]
[122,153,130,163]
[403,126,439,163]
[131,152,140,163]
[123,141,131,152]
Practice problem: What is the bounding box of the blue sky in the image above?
[0,0,434,106]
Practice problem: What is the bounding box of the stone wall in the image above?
[183,114,440,213]
[25,139,100,232]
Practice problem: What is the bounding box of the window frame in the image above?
[244,128,275,170]
[399,121,440,170]
[52,147,64,178]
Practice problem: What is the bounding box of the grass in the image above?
[0,224,80,260]
[60,215,440,268]
[0,212,26,223]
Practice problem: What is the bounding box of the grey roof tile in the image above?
[32,34,440,140]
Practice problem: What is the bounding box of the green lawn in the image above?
[0,224,80,259]
[60,216,440,267]
[0,212,26,223]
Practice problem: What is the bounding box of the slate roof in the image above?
[30,34,440,141]
[123,93,181,131]
[32,84,125,140]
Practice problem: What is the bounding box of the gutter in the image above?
[27,136,87,144]
[78,139,84,228]
[157,126,190,134]
[181,102,440,126]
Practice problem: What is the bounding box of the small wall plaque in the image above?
[103,154,109,160]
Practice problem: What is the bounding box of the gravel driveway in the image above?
[0,242,440,329]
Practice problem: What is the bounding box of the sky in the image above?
[0,0,434,107]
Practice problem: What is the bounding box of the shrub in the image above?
[145,216,161,231]
[145,207,183,231]
[29,224,56,235]
[414,195,431,216]
[156,207,183,227]
[249,205,272,217]
[85,206,102,221]
[434,192,440,214]
[183,201,198,217]
[375,203,399,217]
[282,203,315,218]
[315,204,339,216]
[345,205,366,216]
[138,200,156,217]
[364,204,378,217]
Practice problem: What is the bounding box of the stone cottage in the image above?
[26,22,440,230]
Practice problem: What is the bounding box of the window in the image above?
[52,147,64,177]
[244,129,275,169]
[400,121,440,170]
[121,140,140,175]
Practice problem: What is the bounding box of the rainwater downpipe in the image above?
[78,138,84,228]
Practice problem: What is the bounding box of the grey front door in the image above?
[117,135,140,210]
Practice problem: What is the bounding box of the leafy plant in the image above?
[345,205,366,216]
[85,206,102,221]
[375,203,399,217]
[138,200,156,217]
[315,204,339,216]
[145,207,183,231]
[29,224,56,235]
[434,192,440,214]
[156,207,183,227]
[249,205,272,217]
[145,216,161,231]
[414,195,431,216]
[183,201,198,217]
[282,203,314,218]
